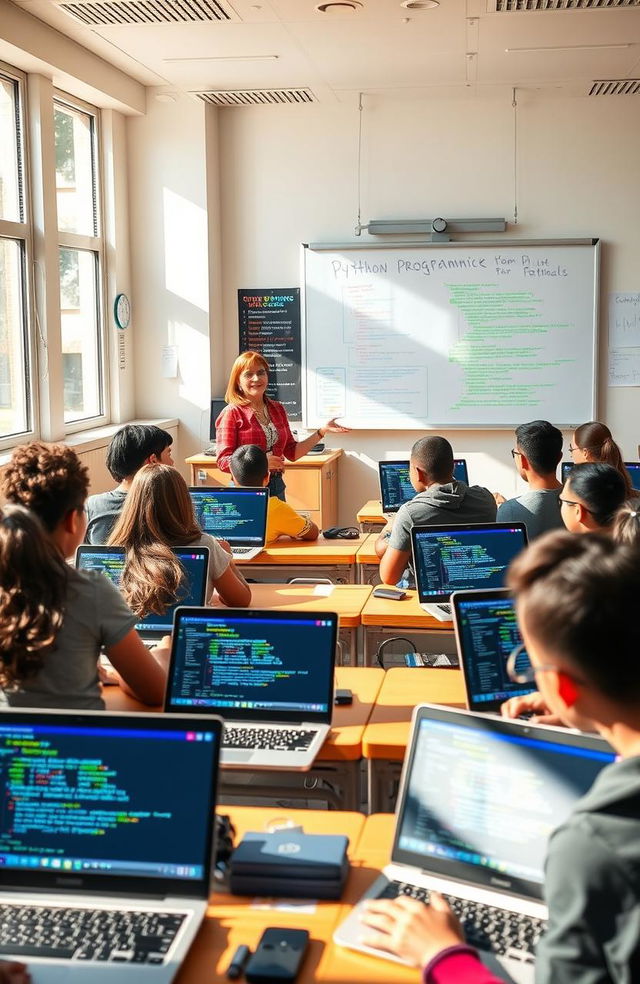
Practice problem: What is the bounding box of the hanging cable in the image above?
[355,92,363,235]
[512,86,519,226]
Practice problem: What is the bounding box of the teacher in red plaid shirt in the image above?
[216,351,349,501]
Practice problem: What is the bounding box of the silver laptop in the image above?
[334,703,615,983]
[452,588,537,714]
[75,544,209,643]
[411,522,528,622]
[0,707,222,982]
[164,607,337,770]
[189,486,268,560]
[378,459,469,516]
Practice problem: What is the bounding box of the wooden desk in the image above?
[362,667,465,812]
[356,499,386,533]
[186,450,342,530]
[176,805,366,984]
[360,588,454,665]
[104,667,385,811]
[318,813,423,984]
[217,582,373,664]
[355,533,381,587]
[241,534,370,585]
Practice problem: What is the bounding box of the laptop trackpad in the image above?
[223,750,254,763]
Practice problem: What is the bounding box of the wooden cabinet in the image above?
[185,449,342,530]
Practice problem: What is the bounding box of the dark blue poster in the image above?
[238,288,302,419]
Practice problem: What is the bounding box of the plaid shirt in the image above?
[215,398,297,473]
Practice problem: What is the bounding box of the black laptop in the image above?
[378,458,469,514]
[562,460,640,490]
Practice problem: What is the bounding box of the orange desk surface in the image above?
[361,589,453,629]
[215,581,372,628]
[244,534,370,567]
[103,666,384,763]
[318,813,423,984]
[356,500,386,526]
[175,806,366,984]
[363,667,466,761]
[355,533,380,567]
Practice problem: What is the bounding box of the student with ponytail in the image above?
[0,443,167,709]
[570,421,634,498]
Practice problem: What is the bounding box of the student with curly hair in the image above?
[108,464,251,612]
[0,442,167,709]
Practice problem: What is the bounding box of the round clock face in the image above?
[114,293,131,330]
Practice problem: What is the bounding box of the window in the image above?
[54,96,106,427]
[0,68,33,445]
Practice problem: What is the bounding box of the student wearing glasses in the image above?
[360,531,640,983]
[559,462,626,534]
[494,420,564,539]
[215,351,349,501]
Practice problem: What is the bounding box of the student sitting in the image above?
[229,445,319,543]
[85,423,174,544]
[375,436,496,586]
[108,464,251,607]
[570,420,634,498]
[0,443,167,709]
[360,531,640,983]
[495,420,564,538]
[560,462,626,534]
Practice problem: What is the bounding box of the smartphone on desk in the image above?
[372,586,406,601]
[245,928,309,984]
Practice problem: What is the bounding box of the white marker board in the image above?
[302,240,599,429]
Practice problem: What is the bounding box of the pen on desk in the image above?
[226,944,250,979]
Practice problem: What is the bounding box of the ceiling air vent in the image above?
[589,78,640,94]
[58,0,238,27]
[489,0,640,10]
[193,89,317,106]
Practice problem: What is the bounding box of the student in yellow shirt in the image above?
[229,445,319,543]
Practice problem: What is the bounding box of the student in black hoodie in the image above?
[375,435,496,586]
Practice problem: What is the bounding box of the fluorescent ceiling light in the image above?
[505,43,632,52]
[163,55,279,62]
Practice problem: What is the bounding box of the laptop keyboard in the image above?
[231,547,254,556]
[223,725,317,751]
[436,603,452,616]
[0,904,186,963]
[379,882,544,958]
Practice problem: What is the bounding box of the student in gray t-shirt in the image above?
[375,435,496,587]
[496,420,565,540]
[85,423,174,544]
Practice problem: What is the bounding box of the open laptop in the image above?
[75,544,209,643]
[378,458,469,515]
[0,707,222,981]
[411,522,528,622]
[334,703,615,983]
[189,487,268,560]
[561,460,640,490]
[452,588,536,713]
[164,608,337,770]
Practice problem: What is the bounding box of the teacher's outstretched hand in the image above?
[214,351,351,502]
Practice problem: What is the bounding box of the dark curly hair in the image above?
[0,505,68,686]
[1,442,89,532]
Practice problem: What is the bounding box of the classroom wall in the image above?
[129,89,640,524]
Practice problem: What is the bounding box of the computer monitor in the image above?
[561,460,640,491]
[209,399,227,442]
[379,458,469,513]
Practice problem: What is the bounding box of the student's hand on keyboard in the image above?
[360,892,464,968]
[501,691,563,725]
[0,962,30,984]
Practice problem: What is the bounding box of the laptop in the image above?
[452,588,536,713]
[411,522,528,622]
[0,707,222,981]
[75,544,209,642]
[334,703,615,983]
[562,460,640,490]
[164,607,337,770]
[189,487,268,560]
[378,459,469,515]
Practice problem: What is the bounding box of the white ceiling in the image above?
[8,0,640,100]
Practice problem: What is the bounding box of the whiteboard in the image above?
[302,240,599,429]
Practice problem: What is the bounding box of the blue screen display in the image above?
[414,526,527,601]
[456,595,534,709]
[562,460,640,490]
[189,488,268,545]
[380,459,468,512]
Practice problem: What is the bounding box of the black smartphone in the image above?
[372,586,407,600]
[334,688,353,705]
[245,928,310,984]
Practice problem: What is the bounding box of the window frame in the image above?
[54,88,110,435]
[0,61,37,452]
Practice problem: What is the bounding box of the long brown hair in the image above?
[108,465,201,617]
[573,421,633,498]
[224,351,270,406]
[0,505,68,686]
